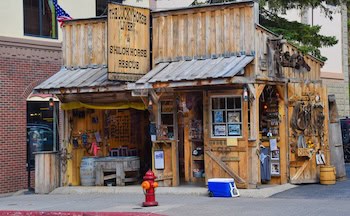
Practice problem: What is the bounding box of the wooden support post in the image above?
[116,163,125,186]
[203,91,210,183]
[172,140,179,186]
[278,84,288,184]
[184,112,191,182]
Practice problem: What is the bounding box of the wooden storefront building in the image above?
[132,1,329,188]
[34,1,330,190]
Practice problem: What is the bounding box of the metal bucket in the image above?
[320,165,336,185]
[80,157,96,186]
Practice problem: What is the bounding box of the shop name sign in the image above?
[108,3,150,81]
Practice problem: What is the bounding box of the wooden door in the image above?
[203,90,249,189]
[288,83,329,184]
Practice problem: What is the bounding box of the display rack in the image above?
[189,119,204,182]
[260,94,281,177]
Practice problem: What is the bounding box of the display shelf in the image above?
[189,139,203,142]
[190,139,205,181]
[192,155,204,161]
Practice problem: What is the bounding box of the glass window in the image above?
[211,96,242,137]
[23,0,58,39]
[27,101,58,170]
[96,0,123,16]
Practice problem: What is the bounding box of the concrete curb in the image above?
[50,184,298,198]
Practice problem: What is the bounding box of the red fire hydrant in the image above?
[141,169,158,207]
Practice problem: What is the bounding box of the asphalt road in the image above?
[271,164,350,200]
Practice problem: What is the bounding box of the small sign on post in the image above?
[131,89,148,97]
[154,150,164,170]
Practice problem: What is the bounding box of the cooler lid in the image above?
[208,178,234,183]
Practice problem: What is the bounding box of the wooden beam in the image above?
[276,85,285,101]
[256,84,266,98]
[172,140,179,186]
[247,83,256,99]
[205,150,246,184]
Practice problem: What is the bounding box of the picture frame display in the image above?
[228,124,241,136]
[271,150,280,160]
[213,125,226,136]
[227,111,240,123]
[271,162,280,175]
[214,111,224,123]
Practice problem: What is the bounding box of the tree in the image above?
[192,0,347,61]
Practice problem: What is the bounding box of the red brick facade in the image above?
[0,36,62,194]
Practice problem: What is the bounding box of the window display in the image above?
[211,96,242,137]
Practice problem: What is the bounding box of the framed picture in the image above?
[213,125,226,136]
[227,111,240,123]
[269,138,278,151]
[214,111,224,123]
[271,162,280,175]
[271,150,280,160]
[154,150,164,170]
[228,124,241,136]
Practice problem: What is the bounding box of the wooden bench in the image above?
[94,156,140,186]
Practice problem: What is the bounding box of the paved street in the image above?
[0,164,349,216]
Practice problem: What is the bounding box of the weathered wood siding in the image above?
[35,152,59,194]
[62,18,107,67]
[107,4,150,81]
[152,2,256,65]
[288,82,329,184]
[255,26,323,81]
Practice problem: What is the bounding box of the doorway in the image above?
[177,92,204,186]
[259,85,282,184]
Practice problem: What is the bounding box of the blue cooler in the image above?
[208,178,240,198]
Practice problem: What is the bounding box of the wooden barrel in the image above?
[320,165,336,185]
[80,157,96,186]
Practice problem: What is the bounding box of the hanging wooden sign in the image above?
[107,3,150,81]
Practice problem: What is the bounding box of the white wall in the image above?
[152,0,194,10]
[123,0,193,10]
[280,7,343,74]
[0,0,96,42]
[0,0,24,39]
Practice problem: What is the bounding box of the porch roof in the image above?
[132,55,254,89]
[34,65,126,94]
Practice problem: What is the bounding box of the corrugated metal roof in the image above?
[136,55,254,84]
[34,66,126,94]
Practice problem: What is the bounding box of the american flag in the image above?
[53,0,72,27]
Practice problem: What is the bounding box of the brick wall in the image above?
[323,79,350,118]
[0,36,62,194]
[341,4,350,118]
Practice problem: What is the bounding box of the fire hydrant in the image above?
[141,169,158,207]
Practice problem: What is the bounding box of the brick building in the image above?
[0,37,61,193]
[0,0,92,194]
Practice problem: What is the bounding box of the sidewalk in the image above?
[0,184,298,215]
[50,183,297,198]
